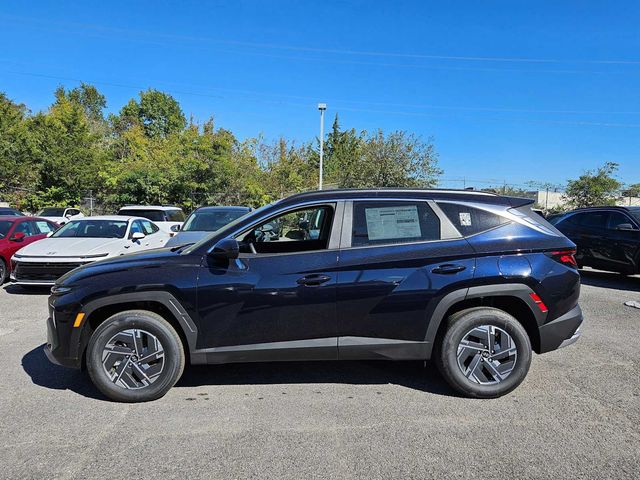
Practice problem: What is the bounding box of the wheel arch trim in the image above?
[424,283,545,358]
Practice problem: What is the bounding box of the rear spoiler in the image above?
[505,196,535,208]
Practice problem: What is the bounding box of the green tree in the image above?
[119,89,186,138]
[563,162,621,208]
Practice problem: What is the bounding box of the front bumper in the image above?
[45,310,84,369]
[538,304,583,353]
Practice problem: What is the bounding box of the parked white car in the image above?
[10,216,170,286]
[117,205,185,234]
[37,207,85,225]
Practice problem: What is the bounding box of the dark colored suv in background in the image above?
[45,189,582,402]
[551,206,640,275]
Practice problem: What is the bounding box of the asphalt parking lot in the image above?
[0,270,639,479]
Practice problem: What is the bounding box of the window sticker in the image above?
[459,212,472,227]
[36,221,53,233]
[365,205,421,240]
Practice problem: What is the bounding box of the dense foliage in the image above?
[563,161,622,208]
[0,86,442,213]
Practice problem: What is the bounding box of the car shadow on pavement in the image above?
[177,360,457,397]
[22,344,106,401]
[2,284,50,295]
[579,269,640,292]
[22,344,457,399]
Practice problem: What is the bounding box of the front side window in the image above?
[607,212,637,230]
[577,212,607,229]
[13,221,37,237]
[52,220,129,238]
[437,203,509,236]
[352,201,440,247]
[238,205,334,254]
[141,220,159,234]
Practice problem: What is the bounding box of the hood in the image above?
[16,237,124,257]
[57,247,190,285]
[165,231,208,247]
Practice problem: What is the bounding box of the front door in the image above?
[196,202,342,361]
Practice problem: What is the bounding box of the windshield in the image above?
[182,201,277,254]
[0,220,14,238]
[118,209,164,222]
[182,209,249,232]
[0,208,21,216]
[38,207,66,216]
[52,220,129,238]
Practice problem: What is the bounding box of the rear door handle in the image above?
[432,264,466,274]
[297,274,331,286]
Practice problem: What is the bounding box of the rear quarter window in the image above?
[437,203,510,236]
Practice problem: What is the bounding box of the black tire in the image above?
[87,310,185,402]
[0,258,6,284]
[435,307,532,399]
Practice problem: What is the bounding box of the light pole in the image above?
[317,103,326,190]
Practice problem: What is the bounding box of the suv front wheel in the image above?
[86,310,185,402]
[436,307,532,398]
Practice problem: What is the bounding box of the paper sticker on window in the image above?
[36,221,53,232]
[365,205,421,241]
[459,212,472,227]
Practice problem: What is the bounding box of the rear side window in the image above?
[166,210,185,222]
[437,203,509,236]
[352,201,440,247]
[118,209,164,222]
[575,212,607,229]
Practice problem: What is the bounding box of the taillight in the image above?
[547,249,578,268]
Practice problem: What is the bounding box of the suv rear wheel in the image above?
[436,307,532,398]
[86,310,185,402]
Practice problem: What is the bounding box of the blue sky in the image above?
[1,1,639,189]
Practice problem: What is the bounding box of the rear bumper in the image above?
[538,304,583,353]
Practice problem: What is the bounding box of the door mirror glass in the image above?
[210,237,239,259]
[10,232,26,242]
[170,224,181,232]
[131,231,146,241]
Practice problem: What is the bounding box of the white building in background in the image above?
[529,190,640,211]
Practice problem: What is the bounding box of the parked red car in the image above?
[0,216,58,283]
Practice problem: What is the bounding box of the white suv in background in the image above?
[117,205,185,234]
[37,207,84,225]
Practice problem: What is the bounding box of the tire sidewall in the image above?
[440,309,532,398]
[87,311,184,402]
[0,258,6,284]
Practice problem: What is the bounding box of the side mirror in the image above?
[170,224,181,233]
[10,232,26,242]
[209,237,239,260]
[616,223,635,231]
[131,231,146,241]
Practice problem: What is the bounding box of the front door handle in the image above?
[432,264,466,275]
[297,274,331,286]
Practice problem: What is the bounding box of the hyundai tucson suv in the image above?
[45,189,582,402]
[550,206,640,275]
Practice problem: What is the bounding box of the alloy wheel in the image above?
[456,325,517,385]
[101,329,165,390]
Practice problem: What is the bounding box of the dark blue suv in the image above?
[46,189,582,402]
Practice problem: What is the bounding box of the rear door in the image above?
[336,199,475,359]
